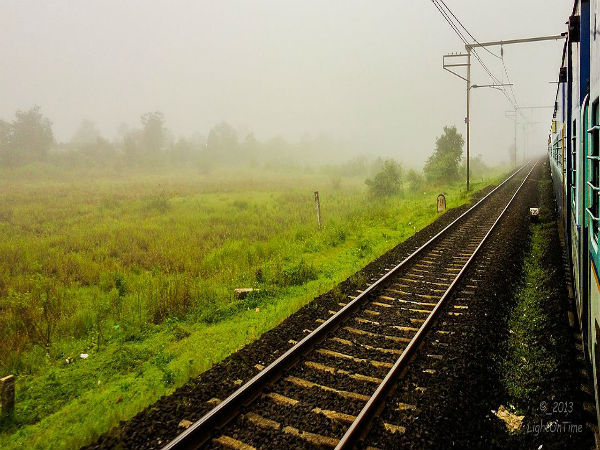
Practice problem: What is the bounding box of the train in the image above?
[549,0,600,424]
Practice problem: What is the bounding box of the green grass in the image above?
[0,163,504,450]
[502,171,568,410]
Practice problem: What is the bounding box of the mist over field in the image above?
[0,2,575,450]
[0,0,570,167]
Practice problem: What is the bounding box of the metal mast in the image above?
[443,34,565,190]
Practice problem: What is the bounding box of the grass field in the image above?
[0,163,503,450]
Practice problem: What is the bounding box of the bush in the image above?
[277,259,318,286]
[365,160,403,196]
[406,169,424,192]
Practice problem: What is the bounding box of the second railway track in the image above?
[158,162,538,450]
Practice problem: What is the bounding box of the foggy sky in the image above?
[0,1,571,166]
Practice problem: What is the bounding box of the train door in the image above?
[587,99,600,360]
[571,115,579,278]
[582,100,591,355]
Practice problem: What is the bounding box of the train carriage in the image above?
[550,0,600,424]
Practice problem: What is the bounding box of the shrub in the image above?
[277,259,318,286]
[365,160,403,196]
[406,169,424,192]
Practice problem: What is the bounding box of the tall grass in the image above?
[0,164,504,450]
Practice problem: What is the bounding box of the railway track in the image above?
[162,163,537,450]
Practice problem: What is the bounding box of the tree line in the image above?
[0,107,490,188]
[0,106,359,169]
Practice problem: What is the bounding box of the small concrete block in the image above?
[1,374,15,416]
[234,288,254,299]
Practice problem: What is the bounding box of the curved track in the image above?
[162,163,537,450]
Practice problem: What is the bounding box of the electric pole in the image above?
[443,33,565,190]
[505,106,553,166]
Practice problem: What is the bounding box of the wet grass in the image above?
[0,164,502,450]
[503,169,573,415]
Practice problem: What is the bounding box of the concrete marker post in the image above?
[437,194,447,213]
[1,374,15,416]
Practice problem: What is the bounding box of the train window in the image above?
[590,100,600,239]
[561,128,564,168]
[572,119,577,209]
[559,129,564,167]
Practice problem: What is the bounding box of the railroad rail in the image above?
[162,162,537,450]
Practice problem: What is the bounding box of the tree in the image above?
[123,128,142,164]
[71,119,101,145]
[406,169,424,192]
[365,159,403,196]
[469,153,489,178]
[6,106,54,164]
[206,122,239,161]
[0,120,11,165]
[241,133,260,164]
[423,126,464,183]
[140,111,166,154]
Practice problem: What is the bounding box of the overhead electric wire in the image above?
[500,49,526,120]
[431,0,521,112]
[436,0,502,60]
[432,0,501,89]
[431,0,500,86]
[431,0,470,47]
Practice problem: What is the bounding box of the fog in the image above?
[0,0,571,167]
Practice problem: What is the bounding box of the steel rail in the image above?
[161,163,530,450]
[335,161,538,449]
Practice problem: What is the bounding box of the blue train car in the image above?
[550,0,600,423]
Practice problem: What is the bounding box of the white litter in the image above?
[80,353,89,359]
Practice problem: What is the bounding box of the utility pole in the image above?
[443,33,565,190]
[513,109,517,165]
[444,53,510,190]
[466,50,471,191]
[505,106,552,166]
[504,109,517,167]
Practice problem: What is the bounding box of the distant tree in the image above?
[71,119,101,145]
[423,126,464,183]
[140,111,166,154]
[171,137,197,162]
[406,169,424,192]
[469,153,489,178]
[241,133,259,162]
[340,156,368,177]
[123,129,142,164]
[0,119,11,165]
[5,106,54,164]
[263,136,293,167]
[207,122,238,158]
[78,136,117,164]
[116,122,131,141]
[365,159,403,196]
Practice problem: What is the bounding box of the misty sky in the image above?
[0,1,571,166]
